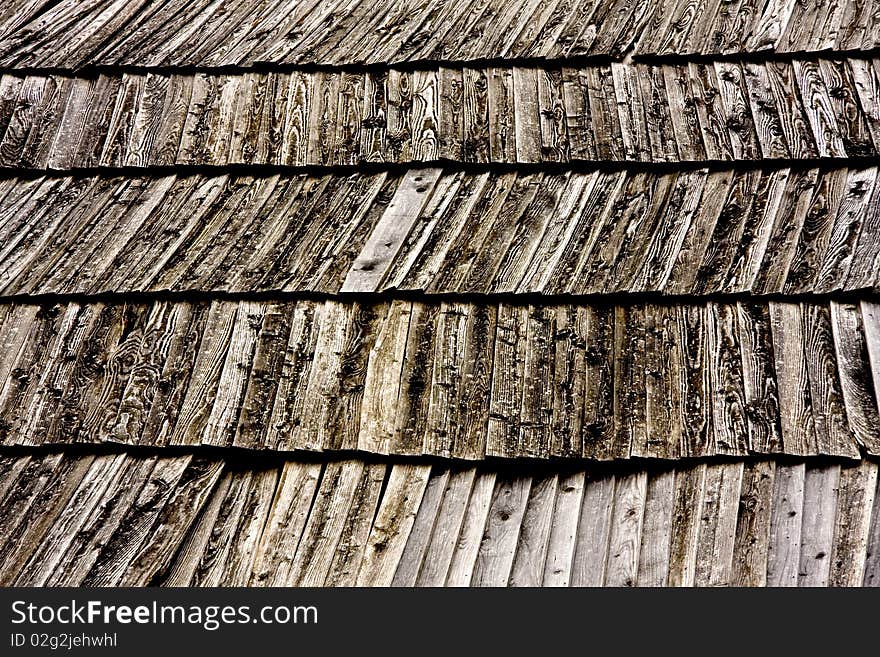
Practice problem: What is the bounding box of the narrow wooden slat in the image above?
[167,301,237,447]
[518,306,556,459]
[200,301,266,448]
[612,63,650,162]
[742,63,790,159]
[693,170,761,294]
[194,468,278,587]
[248,460,320,585]
[604,472,647,587]
[0,304,70,446]
[769,302,819,455]
[0,76,47,166]
[864,458,880,586]
[445,471,496,587]
[831,302,880,454]
[232,302,295,450]
[286,460,367,586]
[731,460,775,586]
[712,166,785,293]
[641,305,683,460]
[443,304,496,460]
[639,64,678,162]
[829,462,878,586]
[862,301,880,416]
[570,474,614,587]
[664,170,733,294]
[694,463,744,587]
[411,69,439,162]
[803,305,860,458]
[12,304,96,446]
[586,67,624,160]
[392,467,451,587]
[847,173,880,291]
[358,301,412,455]
[611,305,646,460]
[636,470,674,587]
[581,305,615,461]
[391,303,437,456]
[560,67,595,161]
[688,63,734,161]
[753,167,819,294]
[714,62,761,160]
[110,301,184,445]
[815,167,878,292]
[356,463,430,586]
[342,169,441,293]
[549,306,587,459]
[324,463,386,587]
[794,60,847,158]
[438,67,463,162]
[518,173,591,293]
[663,65,707,161]
[633,169,709,292]
[777,0,824,53]
[784,168,848,294]
[491,172,566,293]
[667,464,706,587]
[705,303,748,455]
[509,475,558,587]
[414,467,477,587]
[542,471,585,586]
[765,61,819,159]
[462,67,489,163]
[850,59,880,153]
[675,305,713,458]
[748,0,797,50]
[487,304,528,459]
[819,59,876,158]
[838,0,874,50]
[766,462,805,587]
[798,464,840,587]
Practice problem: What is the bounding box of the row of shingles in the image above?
[354,167,880,297]
[396,458,880,586]
[1,451,878,586]
[2,58,880,169]
[1,297,879,461]
[0,171,395,297]
[4,165,880,299]
[635,0,880,57]
[5,0,880,68]
[0,0,650,69]
[0,451,430,587]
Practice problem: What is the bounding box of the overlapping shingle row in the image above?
[2,59,880,169]
[2,167,880,298]
[2,0,878,70]
[1,298,878,460]
[0,452,877,586]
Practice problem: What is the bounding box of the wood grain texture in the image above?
[0,296,876,462]
[2,455,880,587]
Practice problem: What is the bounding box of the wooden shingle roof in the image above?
[1,0,879,586]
